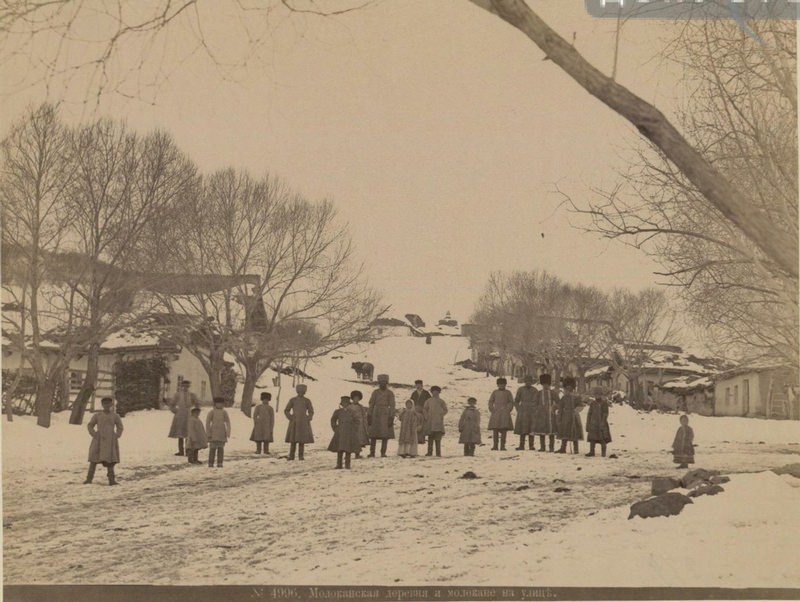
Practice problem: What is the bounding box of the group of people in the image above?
[81,373,695,484]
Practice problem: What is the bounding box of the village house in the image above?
[713,361,799,419]
[367,316,423,338]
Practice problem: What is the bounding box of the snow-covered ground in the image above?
[2,335,800,586]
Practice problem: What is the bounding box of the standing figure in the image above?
[397,399,423,458]
[328,396,361,469]
[250,392,275,454]
[672,414,695,469]
[350,390,369,458]
[423,386,448,457]
[206,397,231,468]
[532,373,558,452]
[585,389,612,457]
[367,374,396,458]
[514,375,537,450]
[84,396,123,485]
[555,377,584,454]
[487,377,514,450]
[186,407,208,464]
[168,380,200,456]
[284,383,315,460]
[411,380,432,444]
[458,397,482,456]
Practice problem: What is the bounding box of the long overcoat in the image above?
[557,393,584,441]
[168,390,200,438]
[514,385,537,435]
[487,388,515,431]
[672,425,695,465]
[397,407,423,446]
[187,415,208,450]
[458,406,482,444]
[532,388,558,436]
[411,389,431,443]
[351,401,370,446]
[250,404,275,442]
[327,406,362,453]
[586,399,612,444]
[87,410,123,465]
[206,408,231,443]
[367,388,396,439]
[284,396,315,444]
[423,396,448,435]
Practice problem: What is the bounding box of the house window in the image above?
[743,379,750,407]
[725,387,731,406]
[734,385,739,405]
[177,375,184,388]
[70,371,83,391]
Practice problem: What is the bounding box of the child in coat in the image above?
[206,397,231,468]
[350,390,369,459]
[585,391,612,457]
[84,396,123,485]
[672,414,695,469]
[328,396,361,469]
[250,392,275,454]
[423,386,448,457]
[397,399,422,458]
[458,397,482,456]
[186,407,208,464]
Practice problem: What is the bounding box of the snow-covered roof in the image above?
[585,364,612,378]
[658,375,713,393]
[717,360,797,381]
[101,329,167,350]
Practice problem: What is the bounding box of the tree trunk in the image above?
[70,344,99,425]
[240,371,256,417]
[35,378,56,428]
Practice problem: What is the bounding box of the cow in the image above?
[351,361,374,381]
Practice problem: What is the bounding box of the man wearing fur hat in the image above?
[513,375,537,450]
[487,377,514,451]
[411,379,431,444]
[532,373,558,452]
[168,380,200,456]
[284,383,315,460]
[555,376,584,454]
[367,374,395,457]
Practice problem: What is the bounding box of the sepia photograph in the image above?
[1,1,798,600]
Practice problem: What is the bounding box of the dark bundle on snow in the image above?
[629,492,693,520]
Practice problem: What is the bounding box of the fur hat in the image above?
[467,397,477,405]
[100,396,113,404]
[296,384,308,394]
[539,373,552,386]
[190,407,201,415]
[340,395,351,404]
[350,390,363,401]
[377,374,389,383]
[213,396,226,405]
[414,379,423,385]
[260,392,272,401]
[496,377,507,385]
[562,376,577,389]
[430,385,441,393]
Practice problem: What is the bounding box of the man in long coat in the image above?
[367,374,395,458]
[284,383,315,460]
[514,375,537,450]
[84,397,123,485]
[532,373,558,452]
[328,396,361,469]
[586,389,612,457]
[556,376,584,454]
[458,397,481,456]
[487,377,514,451]
[410,380,431,444]
[168,380,200,456]
[350,390,369,458]
[423,385,448,457]
[250,392,275,454]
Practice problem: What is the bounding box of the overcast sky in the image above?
[2,1,687,329]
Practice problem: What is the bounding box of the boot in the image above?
[288,442,297,461]
[107,464,118,486]
[298,444,305,460]
[492,431,499,451]
[426,439,433,456]
[586,442,596,457]
[500,431,507,451]
[516,435,525,450]
[217,447,224,467]
[548,435,555,452]
[555,440,567,454]
[380,439,388,457]
[84,462,97,484]
[368,440,376,458]
[345,452,352,469]
[601,443,607,457]
[187,450,194,463]
[528,435,535,450]
[435,436,442,457]
[463,444,469,457]
[264,442,270,455]
[208,447,216,467]
[336,451,344,469]
[256,442,262,454]
[572,441,579,455]
[175,437,185,456]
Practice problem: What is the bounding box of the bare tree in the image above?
[1,103,76,426]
